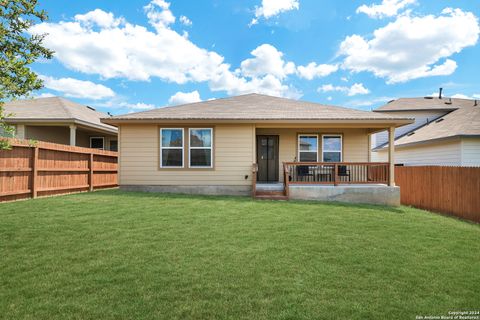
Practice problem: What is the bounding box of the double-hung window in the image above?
[189,128,213,168]
[322,135,342,162]
[160,128,184,168]
[298,135,318,162]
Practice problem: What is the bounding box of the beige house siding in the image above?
[461,138,480,167]
[374,140,462,166]
[119,124,254,186]
[25,125,70,145]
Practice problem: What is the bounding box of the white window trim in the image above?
[298,134,318,162]
[160,128,184,168]
[188,128,213,168]
[90,137,105,150]
[321,134,343,162]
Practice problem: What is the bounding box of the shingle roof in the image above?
[376,97,469,112]
[4,97,117,133]
[104,93,411,123]
[374,97,480,148]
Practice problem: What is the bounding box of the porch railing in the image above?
[283,162,389,186]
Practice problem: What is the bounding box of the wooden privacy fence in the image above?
[0,138,118,202]
[395,166,480,223]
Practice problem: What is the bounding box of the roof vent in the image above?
[475,100,478,107]
[86,106,96,111]
[424,96,434,99]
[439,87,443,99]
[407,132,415,136]
[435,118,444,123]
[444,98,452,105]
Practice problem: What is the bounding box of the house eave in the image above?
[6,118,118,134]
[101,118,414,128]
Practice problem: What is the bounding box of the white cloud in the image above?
[94,98,158,113]
[250,0,299,25]
[40,75,115,100]
[30,2,301,99]
[179,15,192,26]
[340,8,480,83]
[449,93,480,99]
[297,62,338,80]
[33,92,56,99]
[75,9,124,28]
[240,44,295,79]
[346,96,396,109]
[450,94,470,99]
[144,0,175,30]
[356,0,416,19]
[318,83,370,96]
[168,90,202,105]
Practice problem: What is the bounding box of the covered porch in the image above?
[251,125,398,205]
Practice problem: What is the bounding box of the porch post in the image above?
[388,126,395,186]
[16,124,26,139]
[69,124,77,146]
[367,133,372,162]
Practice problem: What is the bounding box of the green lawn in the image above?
[0,190,479,320]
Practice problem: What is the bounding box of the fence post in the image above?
[89,153,94,192]
[32,147,39,199]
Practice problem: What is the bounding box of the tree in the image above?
[0,0,53,149]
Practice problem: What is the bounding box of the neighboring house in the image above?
[371,96,480,166]
[2,97,118,151]
[102,94,413,205]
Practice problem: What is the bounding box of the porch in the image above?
[251,126,398,205]
[252,162,399,205]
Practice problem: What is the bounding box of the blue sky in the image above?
[30,0,480,115]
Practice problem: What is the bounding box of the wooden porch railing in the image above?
[283,162,389,186]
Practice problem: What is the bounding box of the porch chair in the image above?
[337,165,351,182]
[296,165,314,182]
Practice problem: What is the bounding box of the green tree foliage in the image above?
[0,0,53,149]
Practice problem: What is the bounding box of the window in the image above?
[160,128,184,168]
[298,135,318,162]
[90,137,104,150]
[189,128,213,168]
[109,140,118,152]
[322,135,342,162]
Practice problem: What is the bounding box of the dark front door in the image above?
[257,135,279,182]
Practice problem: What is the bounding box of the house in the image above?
[2,97,118,151]
[101,93,413,205]
[371,95,480,166]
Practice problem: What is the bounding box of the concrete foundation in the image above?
[120,185,252,196]
[288,184,400,206]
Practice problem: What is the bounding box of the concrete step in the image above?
[256,183,285,192]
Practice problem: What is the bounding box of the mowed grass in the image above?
[0,190,479,320]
